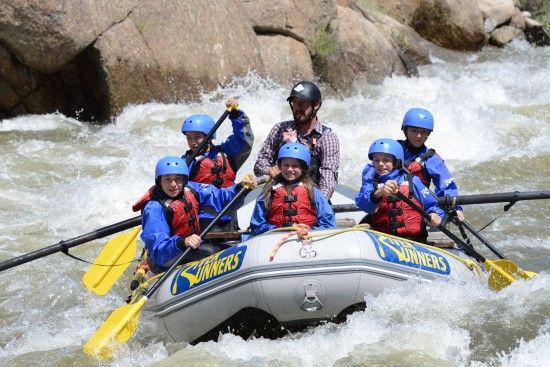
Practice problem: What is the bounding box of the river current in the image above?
[1,40,549,366]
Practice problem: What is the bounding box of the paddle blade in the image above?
[492,259,539,280]
[83,226,141,295]
[83,297,146,359]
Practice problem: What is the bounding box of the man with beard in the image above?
[253,81,340,200]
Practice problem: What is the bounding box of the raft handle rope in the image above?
[268,223,312,261]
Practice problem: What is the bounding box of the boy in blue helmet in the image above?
[361,108,464,221]
[355,139,444,243]
[132,156,256,272]
[182,97,254,231]
[250,142,336,236]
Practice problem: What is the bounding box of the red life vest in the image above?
[370,177,424,239]
[266,182,317,228]
[189,148,236,188]
[405,148,437,187]
[132,186,200,236]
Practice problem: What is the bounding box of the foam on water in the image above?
[1,40,549,366]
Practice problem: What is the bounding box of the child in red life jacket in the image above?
[250,142,336,236]
[361,108,464,221]
[355,138,445,244]
[182,97,254,231]
[132,156,256,273]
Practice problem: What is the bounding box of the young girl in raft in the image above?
[250,142,336,236]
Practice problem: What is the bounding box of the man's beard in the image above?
[293,110,313,124]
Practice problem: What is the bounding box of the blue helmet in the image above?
[277,142,311,166]
[181,114,216,139]
[155,156,189,180]
[368,138,404,164]
[401,108,434,131]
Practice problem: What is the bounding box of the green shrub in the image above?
[312,29,337,60]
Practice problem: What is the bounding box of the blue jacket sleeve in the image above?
[220,109,253,172]
[412,176,445,219]
[250,194,277,236]
[313,188,336,229]
[140,201,184,268]
[355,175,379,214]
[425,155,463,212]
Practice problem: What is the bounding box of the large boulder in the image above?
[79,0,266,118]
[0,0,140,73]
[315,6,407,93]
[352,2,433,67]
[411,0,488,51]
[479,0,515,26]
[1,0,264,121]
[365,0,488,51]
[256,35,315,83]
[236,0,336,51]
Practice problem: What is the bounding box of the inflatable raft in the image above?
[129,185,486,344]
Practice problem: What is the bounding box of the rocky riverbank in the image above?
[1,0,548,122]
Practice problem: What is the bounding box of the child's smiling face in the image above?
[372,152,395,176]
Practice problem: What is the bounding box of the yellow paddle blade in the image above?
[492,259,539,280]
[484,259,519,291]
[83,297,146,359]
[83,226,141,295]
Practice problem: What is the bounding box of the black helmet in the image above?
[287,81,322,104]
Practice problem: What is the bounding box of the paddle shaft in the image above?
[394,191,487,263]
[0,216,142,272]
[185,109,231,166]
[459,220,508,260]
[437,190,550,206]
[143,178,264,298]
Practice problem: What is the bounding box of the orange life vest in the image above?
[266,182,317,228]
[132,185,200,236]
[405,148,436,187]
[370,177,425,239]
[189,149,236,188]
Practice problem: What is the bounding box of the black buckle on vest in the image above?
[283,208,298,216]
[211,166,223,174]
[387,195,399,202]
[389,208,403,216]
[188,216,196,226]
[389,222,405,229]
[282,222,294,227]
[184,202,193,212]
[212,178,224,188]
[284,195,297,202]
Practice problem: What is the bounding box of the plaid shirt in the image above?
[253,119,340,199]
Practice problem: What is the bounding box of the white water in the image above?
[1,40,549,366]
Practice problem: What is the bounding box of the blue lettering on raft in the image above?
[170,245,247,295]
[367,232,450,275]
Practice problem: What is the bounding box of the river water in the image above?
[1,40,549,366]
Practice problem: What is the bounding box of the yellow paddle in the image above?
[456,220,537,280]
[83,226,141,295]
[393,190,527,291]
[83,177,266,359]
